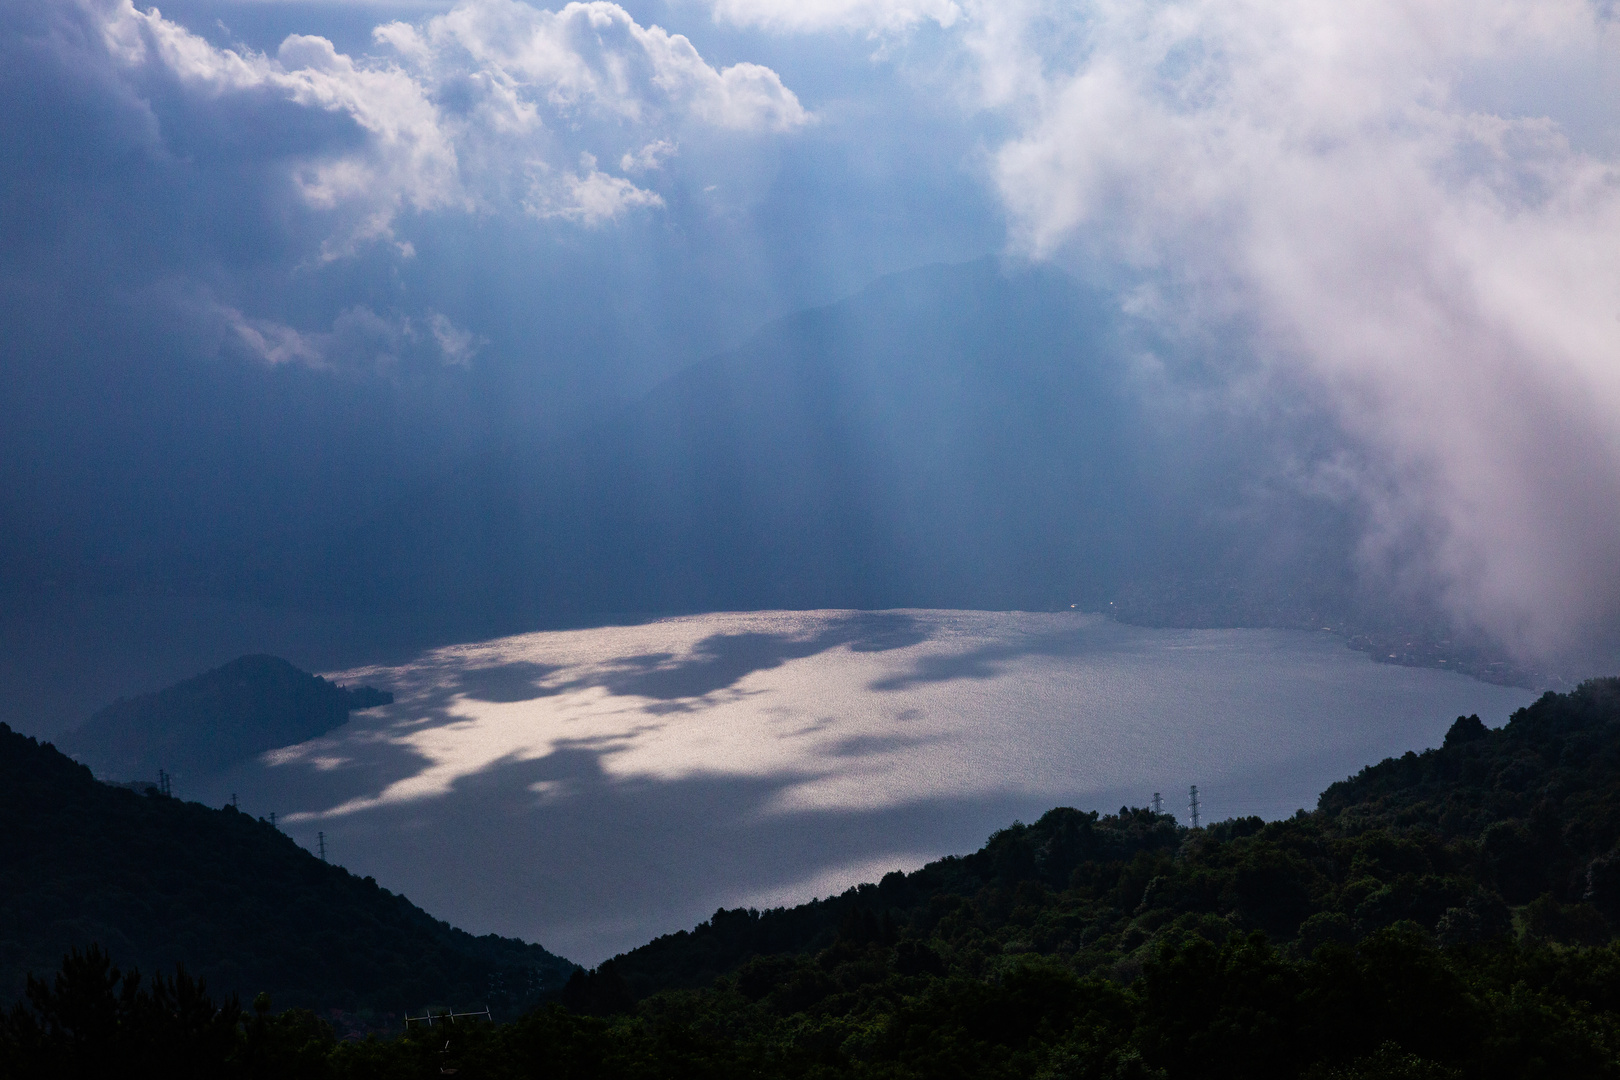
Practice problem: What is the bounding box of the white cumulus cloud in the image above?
[89,0,806,251]
[971,0,1620,659]
[100,0,461,254]
[704,0,960,34]
[529,152,665,223]
[373,0,808,132]
[621,138,676,172]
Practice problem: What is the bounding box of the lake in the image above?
[194,610,1536,964]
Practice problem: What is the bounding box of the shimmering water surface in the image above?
[196,611,1535,964]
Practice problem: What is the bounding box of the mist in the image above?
[973,0,1620,661]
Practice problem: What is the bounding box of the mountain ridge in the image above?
[57,654,392,782]
[10,680,1620,1076]
[323,258,1361,630]
[0,721,575,1014]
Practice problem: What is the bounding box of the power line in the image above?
[404,1007,491,1029]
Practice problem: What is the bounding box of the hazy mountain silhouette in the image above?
[327,257,1357,628]
[58,655,391,782]
[0,259,1367,741]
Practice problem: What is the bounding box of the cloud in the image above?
[429,312,485,367]
[27,0,1620,667]
[219,301,487,370]
[621,138,676,172]
[962,0,1620,659]
[529,152,665,223]
[373,0,808,132]
[86,0,806,252]
[222,307,326,368]
[99,1,462,254]
[704,0,960,35]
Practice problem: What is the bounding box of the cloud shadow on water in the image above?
[279,737,1065,966]
[197,613,1538,966]
[243,613,937,805]
[868,618,1126,692]
[457,660,568,703]
[585,611,933,701]
[823,732,946,758]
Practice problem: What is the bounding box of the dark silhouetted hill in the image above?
[12,683,1620,1078]
[593,678,1620,1000]
[57,654,391,781]
[0,723,574,1015]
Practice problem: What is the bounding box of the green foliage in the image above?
[606,677,1620,1001]
[9,932,1620,1078]
[1,946,247,1080]
[0,723,574,1014]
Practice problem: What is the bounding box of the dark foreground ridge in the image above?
[603,676,1620,995]
[57,654,393,782]
[9,680,1620,1077]
[0,722,575,1019]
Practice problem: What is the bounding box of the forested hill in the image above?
[590,678,1620,1001]
[10,683,1620,1077]
[57,654,392,781]
[0,723,574,1016]
[1319,679,1620,854]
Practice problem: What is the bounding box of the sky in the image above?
[4,0,1620,672]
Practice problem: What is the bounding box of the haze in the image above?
[4,0,1619,721]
